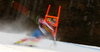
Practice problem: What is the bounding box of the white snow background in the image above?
[0,31,100,52]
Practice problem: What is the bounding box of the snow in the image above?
[0,44,57,52]
[0,31,100,52]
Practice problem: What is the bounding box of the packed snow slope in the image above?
[0,31,100,52]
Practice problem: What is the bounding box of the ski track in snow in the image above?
[0,31,100,52]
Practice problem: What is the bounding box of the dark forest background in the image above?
[0,0,100,47]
